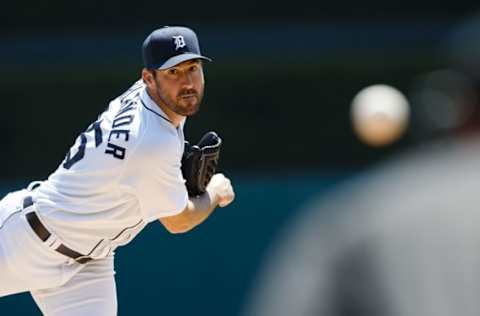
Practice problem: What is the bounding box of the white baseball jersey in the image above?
[33,80,188,257]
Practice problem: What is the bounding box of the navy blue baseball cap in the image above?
[142,26,212,70]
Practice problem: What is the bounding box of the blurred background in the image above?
[3,1,480,315]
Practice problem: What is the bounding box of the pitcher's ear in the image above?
[142,68,155,85]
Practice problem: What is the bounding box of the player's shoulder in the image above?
[110,80,144,111]
[99,80,147,161]
[135,86,184,150]
[105,80,184,163]
[133,118,184,169]
[107,80,184,164]
[136,122,183,163]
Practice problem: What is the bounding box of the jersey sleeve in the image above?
[122,124,188,222]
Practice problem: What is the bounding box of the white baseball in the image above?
[207,173,235,207]
[351,84,410,147]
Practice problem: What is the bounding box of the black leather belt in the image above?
[23,196,93,264]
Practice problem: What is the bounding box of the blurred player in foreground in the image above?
[245,134,480,316]
[0,26,234,315]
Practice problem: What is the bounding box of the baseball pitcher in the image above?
[0,26,235,315]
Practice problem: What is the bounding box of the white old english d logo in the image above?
[172,35,186,50]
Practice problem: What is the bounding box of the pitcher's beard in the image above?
[154,85,203,117]
[173,95,202,116]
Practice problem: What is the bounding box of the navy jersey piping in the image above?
[140,99,172,124]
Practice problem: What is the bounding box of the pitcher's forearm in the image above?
[159,190,218,233]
